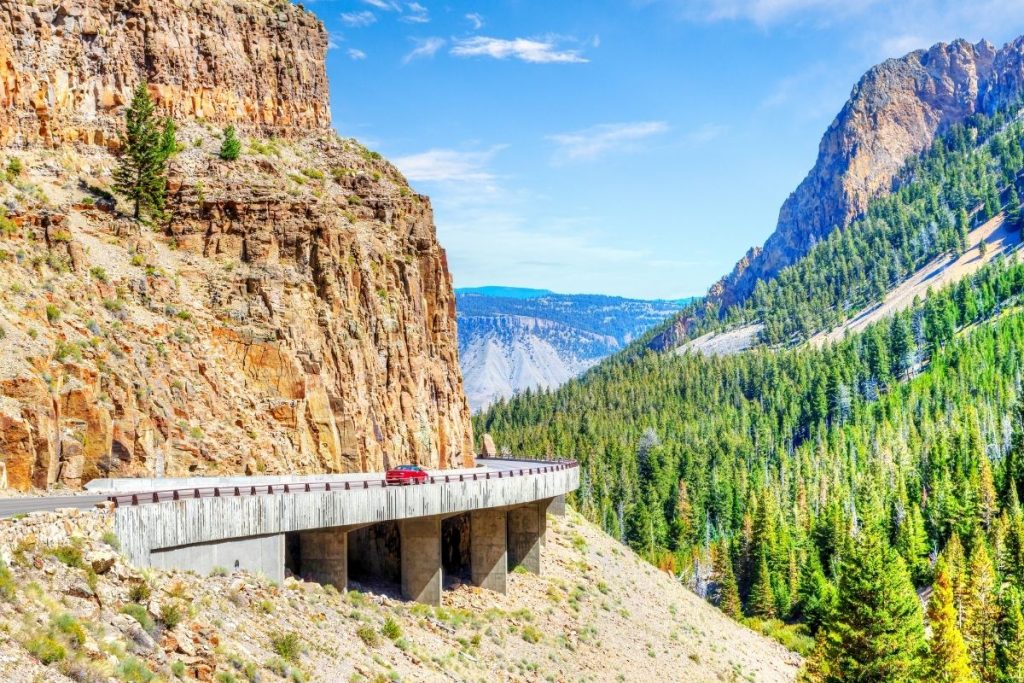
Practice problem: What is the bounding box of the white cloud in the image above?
[402,1,430,23]
[327,32,342,50]
[347,48,367,60]
[402,37,446,64]
[362,0,400,10]
[546,121,669,163]
[341,10,377,27]
[392,147,503,186]
[666,0,878,26]
[450,36,589,64]
[466,12,484,30]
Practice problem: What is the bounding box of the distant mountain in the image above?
[457,290,688,411]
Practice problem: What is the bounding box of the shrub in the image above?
[26,634,65,664]
[6,157,22,178]
[116,656,154,682]
[271,632,302,663]
[0,563,15,600]
[101,531,121,550]
[215,672,236,683]
[103,298,124,312]
[52,613,87,646]
[45,304,60,323]
[520,625,542,644]
[381,617,401,641]
[51,545,82,568]
[128,581,151,603]
[89,266,109,283]
[209,565,228,577]
[219,126,241,161]
[120,603,154,632]
[347,195,362,205]
[356,625,379,647]
[160,602,183,629]
[300,168,324,180]
[171,660,185,678]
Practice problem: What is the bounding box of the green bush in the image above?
[160,602,183,629]
[381,617,401,641]
[89,266,109,283]
[300,168,324,180]
[50,545,82,568]
[45,304,60,323]
[219,126,241,161]
[101,531,121,550]
[356,625,379,647]
[0,563,16,600]
[171,660,186,678]
[120,603,154,632]
[6,157,22,178]
[215,672,236,683]
[52,613,86,646]
[116,655,154,682]
[271,632,302,663]
[128,581,151,603]
[520,625,542,644]
[26,634,65,664]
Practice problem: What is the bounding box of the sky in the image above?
[308,0,1024,299]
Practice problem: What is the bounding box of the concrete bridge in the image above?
[110,458,578,605]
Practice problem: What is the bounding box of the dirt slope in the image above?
[0,507,800,682]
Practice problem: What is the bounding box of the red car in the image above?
[385,465,429,486]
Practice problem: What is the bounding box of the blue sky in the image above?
[311,0,1024,299]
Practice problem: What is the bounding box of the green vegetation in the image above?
[160,602,183,629]
[120,603,155,632]
[271,632,302,662]
[113,82,175,220]
[219,125,241,161]
[117,656,155,682]
[381,617,402,640]
[25,634,65,665]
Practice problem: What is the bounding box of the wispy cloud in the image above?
[547,121,669,163]
[662,0,878,26]
[361,0,400,10]
[450,36,589,64]
[687,123,729,144]
[402,1,430,23]
[341,10,377,27]
[347,48,368,60]
[403,36,446,64]
[466,12,484,30]
[392,147,505,185]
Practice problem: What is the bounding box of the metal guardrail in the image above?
[107,460,578,508]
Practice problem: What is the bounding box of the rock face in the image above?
[0,0,474,489]
[0,0,330,147]
[710,37,1024,309]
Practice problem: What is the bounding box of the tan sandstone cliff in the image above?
[0,0,474,490]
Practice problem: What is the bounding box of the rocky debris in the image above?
[0,507,800,682]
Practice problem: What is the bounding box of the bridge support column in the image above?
[296,528,348,590]
[400,516,442,605]
[547,494,566,517]
[508,501,546,574]
[470,509,507,594]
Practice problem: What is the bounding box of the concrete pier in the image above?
[508,499,547,574]
[470,509,507,594]
[400,516,443,605]
[295,527,349,589]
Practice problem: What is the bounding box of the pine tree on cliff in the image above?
[219,125,241,161]
[927,560,976,683]
[995,587,1024,682]
[113,82,172,220]
[807,530,927,682]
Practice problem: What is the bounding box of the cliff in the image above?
[0,0,474,490]
[706,36,1024,309]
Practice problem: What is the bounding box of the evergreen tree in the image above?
[112,82,172,220]
[714,541,742,619]
[219,125,241,161]
[995,587,1024,682]
[811,531,927,682]
[928,560,977,683]
[965,542,1001,682]
[748,547,777,619]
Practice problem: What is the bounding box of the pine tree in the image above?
[714,541,742,619]
[219,125,241,161]
[797,550,837,633]
[748,547,777,619]
[995,587,1024,682]
[927,560,977,683]
[811,530,927,682]
[965,542,1001,682]
[112,82,172,220]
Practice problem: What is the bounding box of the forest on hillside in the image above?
[478,104,1024,681]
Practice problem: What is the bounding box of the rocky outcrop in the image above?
[709,37,1024,310]
[0,0,473,489]
[0,0,330,147]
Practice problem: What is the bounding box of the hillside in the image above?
[456,290,685,411]
[0,0,474,490]
[0,507,799,682]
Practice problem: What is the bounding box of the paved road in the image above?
[0,458,555,518]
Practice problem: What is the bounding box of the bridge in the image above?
[103,458,578,605]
